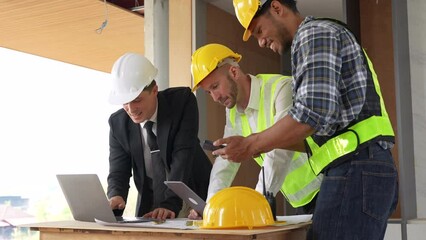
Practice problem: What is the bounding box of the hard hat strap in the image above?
[217,58,240,68]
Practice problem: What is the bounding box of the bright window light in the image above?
[0,47,137,238]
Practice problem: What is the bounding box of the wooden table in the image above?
[20,220,310,240]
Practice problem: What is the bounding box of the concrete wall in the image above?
[408,0,426,219]
[384,0,426,239]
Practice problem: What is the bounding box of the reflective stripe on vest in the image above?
[306,51,395,175]
[229,74,321,207]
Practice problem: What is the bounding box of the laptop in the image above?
[56,174,152,223]
[164,181,206,216]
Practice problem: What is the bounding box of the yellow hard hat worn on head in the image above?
[233,0,270,41]
[191,43,242,91]
[201,186,274,229]
[109,53,158,105]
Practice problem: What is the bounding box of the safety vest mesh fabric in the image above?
[229,74,321,207]
[305,51,395,175]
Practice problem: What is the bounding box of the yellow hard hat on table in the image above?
[201,186,274,229]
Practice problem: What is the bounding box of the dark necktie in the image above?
[144,121,166,206]
[144,121,158,151]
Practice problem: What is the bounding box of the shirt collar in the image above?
[295,16,315,35]
[243,74,262,113]
[141,99,159,128]
[301,16,315,26]
[292,16,315,51]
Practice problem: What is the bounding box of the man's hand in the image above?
[143,208,176,220]
[188,209,202,220]
[212,135,258,162]
[109,196,126,210]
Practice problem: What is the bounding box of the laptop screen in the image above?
[164,181,206,215]
[56,174,119,222]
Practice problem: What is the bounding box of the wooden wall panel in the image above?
[203,1,401,217]
[360,0,400,218]
[0,0,144,73]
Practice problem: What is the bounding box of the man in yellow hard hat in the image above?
[107,53,211,220]
[212,1,398,239]
[188,43,322,219]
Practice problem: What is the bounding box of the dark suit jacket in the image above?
[107,87,212,216]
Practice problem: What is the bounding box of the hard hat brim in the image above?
[191,85,199,92]
[108,88,143,105]
[243,29,251,41]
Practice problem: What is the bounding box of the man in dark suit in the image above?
[107,53,212,220]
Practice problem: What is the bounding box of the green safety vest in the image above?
[229,74,322,208]
[305,51,395,175]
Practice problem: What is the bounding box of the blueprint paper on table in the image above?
[274,214,313,226]
[94,218,198,230]
[95,214,312,229]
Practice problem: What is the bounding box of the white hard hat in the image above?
[108,53,158,105]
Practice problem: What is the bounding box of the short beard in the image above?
[225,74,238,109]
[271,15,292,55]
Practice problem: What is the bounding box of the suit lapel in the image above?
[127,119,146,178]
[157,93,171,170]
